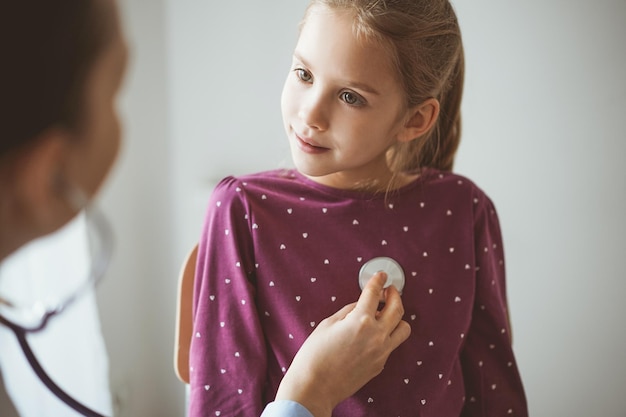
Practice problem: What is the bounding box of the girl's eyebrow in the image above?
[293,51,381,96]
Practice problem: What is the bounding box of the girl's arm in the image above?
[460,194,528,417]
[188,178,266,416]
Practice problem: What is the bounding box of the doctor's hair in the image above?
[0,0,115,158]
[303,0,464,173]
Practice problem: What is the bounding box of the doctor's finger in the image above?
[353,272,387,316]
[388,319,411,349]
[377,285,405,329]
[326,301,357,323]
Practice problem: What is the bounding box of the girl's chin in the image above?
[290,159,329,179]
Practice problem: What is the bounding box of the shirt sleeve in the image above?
[260,401,314,417]
[460,191,528,417]
[188,177,267,416]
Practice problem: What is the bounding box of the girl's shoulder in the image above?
[213,169,300,192]
[418,168,496,209]
[420,167,477,188]
[210,169,304,203]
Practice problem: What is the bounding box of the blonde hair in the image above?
[304,0,464,173]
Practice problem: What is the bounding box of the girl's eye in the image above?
[340,91,365,106]
[295,68,312,83]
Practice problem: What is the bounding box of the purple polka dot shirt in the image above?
[189,168,528,416]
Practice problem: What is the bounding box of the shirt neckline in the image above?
[288,169,430,201]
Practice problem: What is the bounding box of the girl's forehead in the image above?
[302,8,365,50]
[303,4,357,36]
[297,6,398,86]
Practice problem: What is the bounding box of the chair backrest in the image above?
[174,243,198,384]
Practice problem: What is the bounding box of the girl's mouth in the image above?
[295,134,329,154]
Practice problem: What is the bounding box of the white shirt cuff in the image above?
[260,400,315,417]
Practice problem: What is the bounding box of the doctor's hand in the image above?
[275,272,411,417]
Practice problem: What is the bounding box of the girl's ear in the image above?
[397,98,440,143]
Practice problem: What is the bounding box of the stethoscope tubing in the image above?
[2,315,108,417]
[13,328,105,417]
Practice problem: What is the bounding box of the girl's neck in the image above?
[303,171,419,194]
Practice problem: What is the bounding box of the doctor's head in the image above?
[0,0,128,260]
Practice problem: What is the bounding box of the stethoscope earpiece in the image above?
[358,256,405,294]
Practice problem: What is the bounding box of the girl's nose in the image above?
[298,89,329,131]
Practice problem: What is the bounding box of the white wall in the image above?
[24,1,621,416]
[164,0,308,260]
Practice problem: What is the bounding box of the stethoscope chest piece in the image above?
[358,256,405,294]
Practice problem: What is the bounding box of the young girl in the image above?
[189,0,528,416]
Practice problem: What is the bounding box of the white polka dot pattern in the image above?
[188,169,528,417]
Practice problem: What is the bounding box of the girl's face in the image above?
[281,5,410,190]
